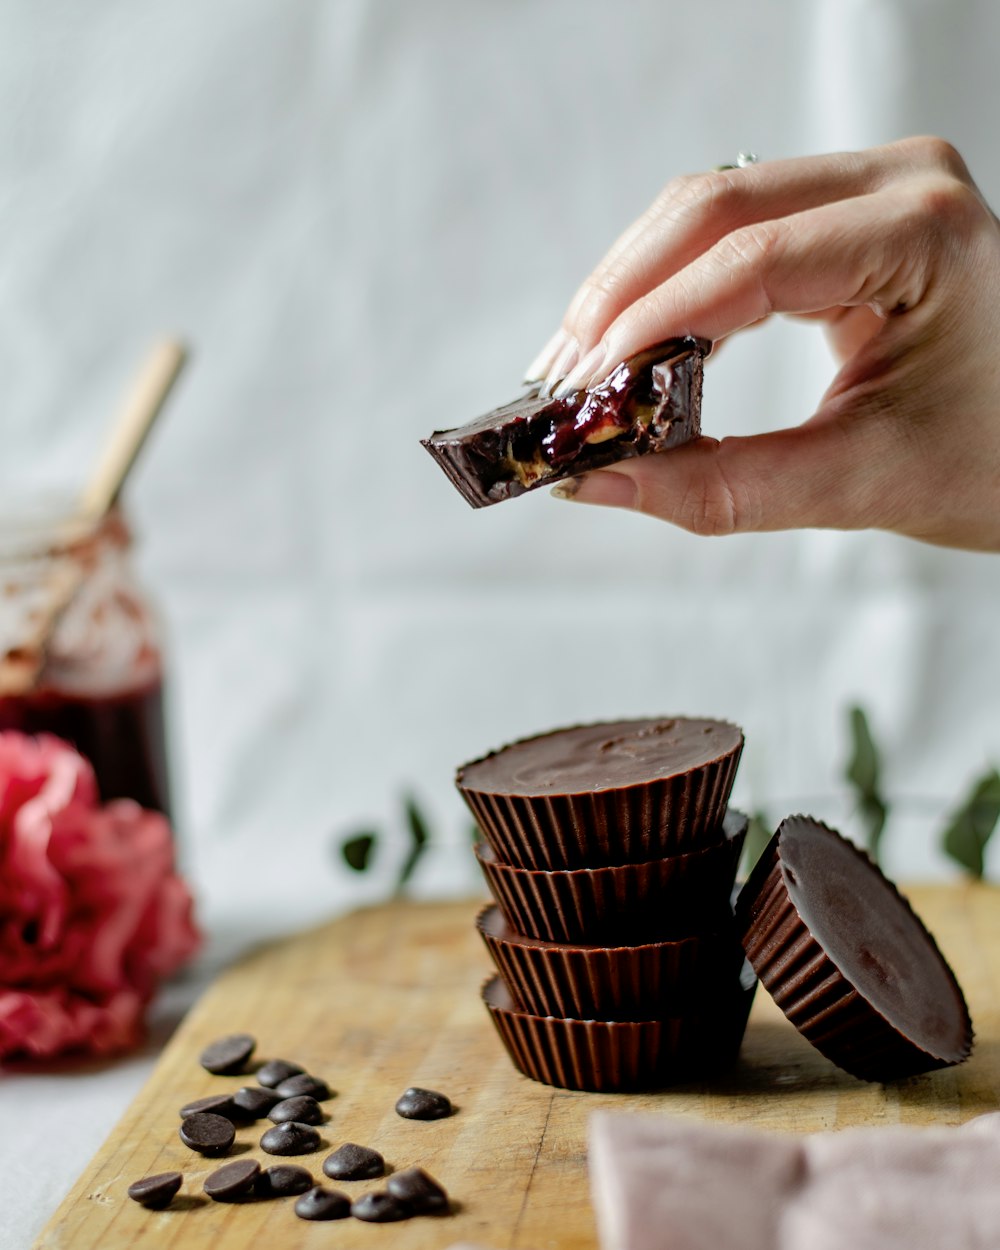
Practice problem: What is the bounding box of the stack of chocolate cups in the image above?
[456,718,756,1092]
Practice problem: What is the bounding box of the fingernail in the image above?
[540,336,580,397]
[552,343,606,398]
[523,328,568,383]
[554,469,637,509]
[550,476,583,500]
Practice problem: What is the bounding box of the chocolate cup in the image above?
[476,904,745,1021]
[457,717,744,869]
[736,815,974,1083]
[476,809,747,944]
[482,972,756,1092]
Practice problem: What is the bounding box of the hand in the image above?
[529,137,1000,551]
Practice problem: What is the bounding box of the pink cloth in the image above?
[589,1112,1000,1250]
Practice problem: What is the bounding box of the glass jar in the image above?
[0,504,172,819]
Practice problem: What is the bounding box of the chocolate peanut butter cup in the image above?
[482,972,756,1092]
[475,809,747,944]
[457,717,743,869]
[476,904,745,1021]
[422,337,707,508]
[736,815,973,1082]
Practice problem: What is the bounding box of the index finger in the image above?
[561,178,961,392]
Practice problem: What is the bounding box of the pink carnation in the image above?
[0,732,200,1061]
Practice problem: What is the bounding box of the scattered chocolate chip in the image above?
[203,1159,260,1203]
[386,1166,449,1214]
[256,1058,304,1088]
[394,1086,453,1120]
[260,1121,322,1156]
[323,1142,385,1181]
[178,1093,241,1121]
[255,1164,314,1199]
[179,1112,236,1157]
[127,1172,182,1209]
[199,1032,256,1076]
[294,1186,351,1221]
[274,1073,332,1101]
[269,1095,324,1125]
[231,1086,282,1118]
[351,1191,412,1222]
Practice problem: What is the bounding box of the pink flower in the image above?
[0,732,200,1061]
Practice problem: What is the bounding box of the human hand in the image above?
[529,138,1000,551]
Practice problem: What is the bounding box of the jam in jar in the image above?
[0,505,171,818]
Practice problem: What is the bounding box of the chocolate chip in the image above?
[179,1112,236,1156]
[386,1166,449,1214]
[394,1086,453,1120]
[231,1085,282,1119]
[256,1058,304,1088]
[323,1142,385,1181]
[351,1191,412,1222]
[203,1159,260,1203]
[294,1186,351,1221]
[199,1032,256,1076]
[260,1121,322,1156]
[178,1093,241,1121]
[269,1095,324,1125]
[127,1172,182,1209]
[274,1073,332,1101]
[255,1164,314,1198]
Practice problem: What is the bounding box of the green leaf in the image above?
[740,810,773,877]
[341,832,377,872]
[941,767,1000,879]
[846,705,880,797]
[397,793,431,891]
[857,795,889,864]
[844,705,890,861]
[469,821,482,845]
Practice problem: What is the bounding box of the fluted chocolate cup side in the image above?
[482,975,755,1092]
[475,811,746,945]
[461,745,742,870]
[736,818,973,1082]
[476,904,745,1020]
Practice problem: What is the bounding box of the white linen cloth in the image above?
[4,1,1000,1244]
[590,1112,1000,1250]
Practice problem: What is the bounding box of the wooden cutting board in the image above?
[36,884,1000,1250]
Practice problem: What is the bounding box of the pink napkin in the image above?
[589,1111,1000,1250]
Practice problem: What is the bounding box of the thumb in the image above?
[551,410,903,536]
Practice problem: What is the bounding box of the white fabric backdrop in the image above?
[3,1,1000,1241]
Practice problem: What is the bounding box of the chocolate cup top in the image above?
[737,815,973,1077]
[457,717,743,798]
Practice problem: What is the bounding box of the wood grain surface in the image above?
[35,884,1000,1250]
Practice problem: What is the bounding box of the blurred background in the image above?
[3,0,1000,953]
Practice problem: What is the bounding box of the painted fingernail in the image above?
[539,336,580,397]
[557,469,637,509]
[523,328,569,383]
[552,343,606,398]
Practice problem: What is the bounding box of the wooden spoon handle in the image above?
[77,339,188,523]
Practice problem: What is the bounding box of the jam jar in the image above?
[0,504,172,818]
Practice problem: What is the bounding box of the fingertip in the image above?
[523,328,570,384]
[550,469,637,509]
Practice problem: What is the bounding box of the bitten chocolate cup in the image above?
[475,809,747,944]
[476,903,746,1021]
[736,814,974,1083]
[482,972,756,1092]
[457,717,744,869]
